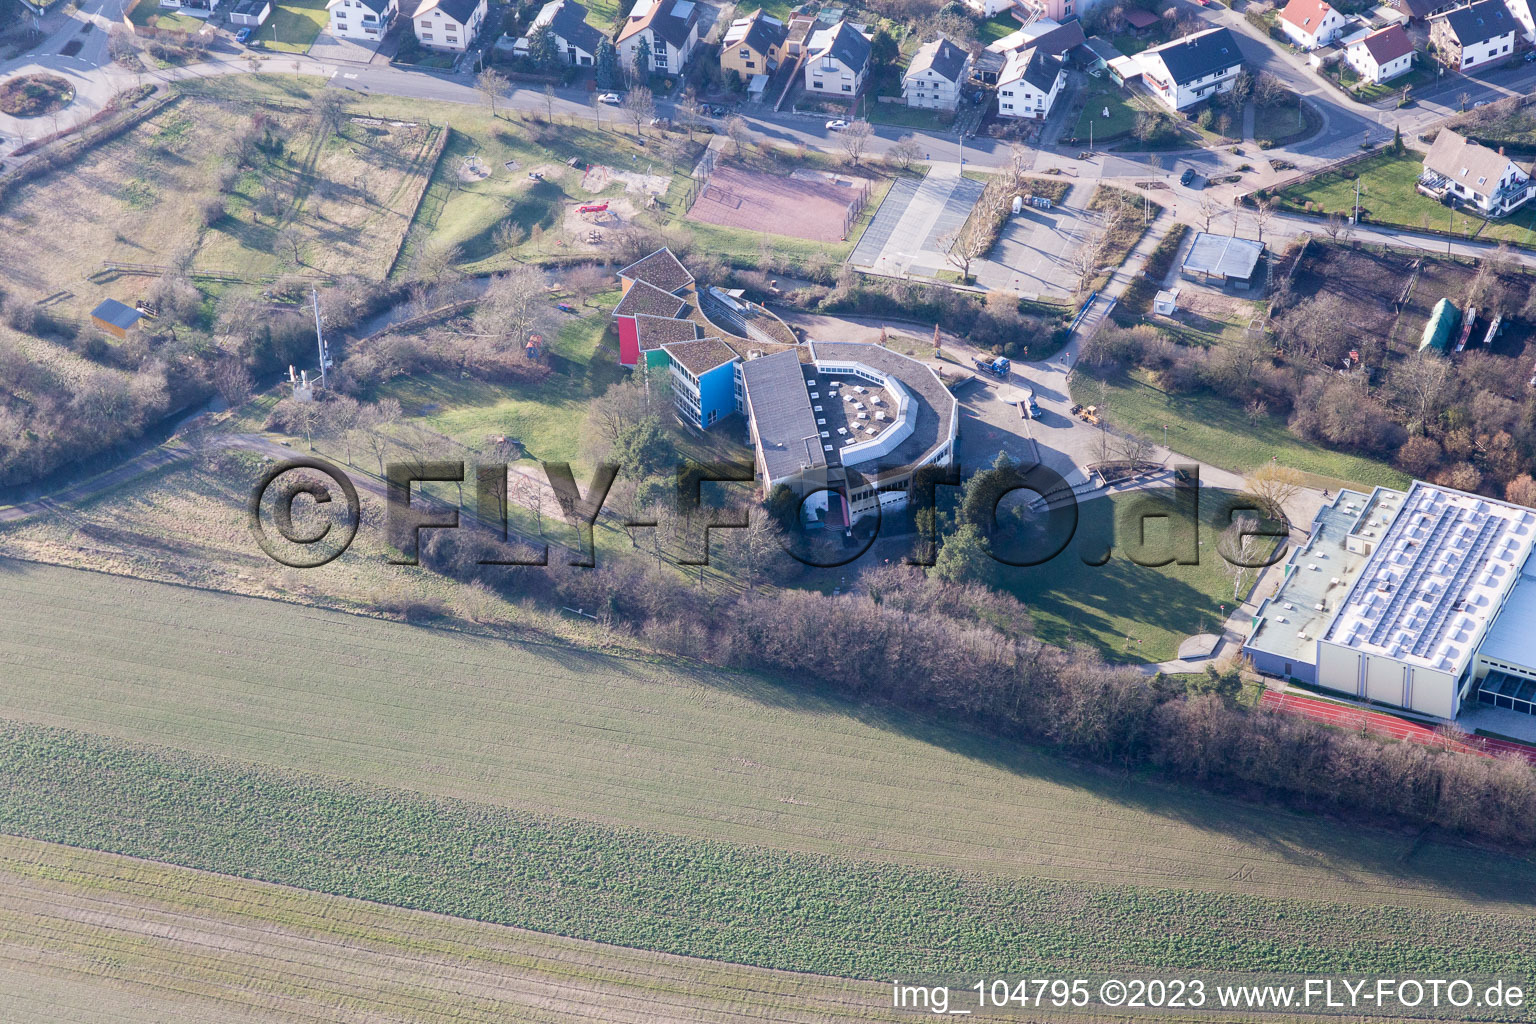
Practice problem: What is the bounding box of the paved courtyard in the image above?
[848,166,984,278]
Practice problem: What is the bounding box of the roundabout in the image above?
[0,73,76,119]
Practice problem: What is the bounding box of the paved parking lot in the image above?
[971,196,1099,299]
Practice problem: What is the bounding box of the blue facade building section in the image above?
[695,360,737,429]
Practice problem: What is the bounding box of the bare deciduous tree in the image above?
[472,265,557,351]
[623,86,656,135]
[838,119,874,165]
[477,68,508,118]
[1245,462,1304,522]
[889,133,922,170]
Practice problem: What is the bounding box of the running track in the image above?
[1261,690,1536,766]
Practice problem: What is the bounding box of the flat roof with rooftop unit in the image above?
[1245,481,1536,720]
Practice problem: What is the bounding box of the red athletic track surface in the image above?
[1261,690,1536,766]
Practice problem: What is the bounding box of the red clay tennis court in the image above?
[686,166,869,243]
[1261,690,1536,765]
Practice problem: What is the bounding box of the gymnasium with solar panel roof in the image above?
[1244,480,1536,722]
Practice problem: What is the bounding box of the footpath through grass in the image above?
[1071,366,1410,491]
[9,719,1536,988]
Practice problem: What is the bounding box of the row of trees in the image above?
[407,481,1536,849]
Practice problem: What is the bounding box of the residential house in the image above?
[964,0,1019,15]
[902,36,970,109]
[803,18,872,95]
[974,17,1080,83]
[513,0,605,64]
[1345,23,1415,80]
[721,8,788,79]
[996,45,1063,118]
[617,0,701,75]
[1136,26,1245,111]
[1504,0,1536,41]
[412,0,486,50]
[326,0,394,38]
[1430,0,1518,69]
[1278,0,1347,48]
[1419,129,1536,216]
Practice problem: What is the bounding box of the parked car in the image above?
[598,92,621,105]
[235,26,252,42]
[708,104,728,116]
[1179,167,1196,186]
[826,118,849,131]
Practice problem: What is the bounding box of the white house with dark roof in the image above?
[513,0,605,63]
[616,0,701,74]
[1430,0,1518,68]
[1345,24,1415,80]
[996,45,1064,118]
[1136,26,1245,111]
[804,19,872,95]
[326,0,395,40]
[412,0,485,49]
[1277,0,1347,48]
[902,36,971,109]
[1419,129,1535,216]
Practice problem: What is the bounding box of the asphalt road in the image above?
[11,0,1536,176]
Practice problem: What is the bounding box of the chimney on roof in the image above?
[1500,146,1506,155]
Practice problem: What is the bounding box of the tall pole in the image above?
[311,289,328,390]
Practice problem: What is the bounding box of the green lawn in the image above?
[1070,79,1138,145]
[372,306,621,469]
[1252,96,1322,147]
[256,0,329,53]
[997,490,1272,662]
[861,99,955,131]
[976,11,1017,43]
[127,0,207,32]
[1275,147,1536,246]
[1070,365,1410,493]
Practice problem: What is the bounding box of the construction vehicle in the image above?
[973,355,1011,378]
[1070,403,1101,425]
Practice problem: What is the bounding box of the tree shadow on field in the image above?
[687,658,1536,909]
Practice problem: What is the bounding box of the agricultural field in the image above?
[0,91,440,312]
[12,715,1536,989]
[0,558,1529,918]
[0,834,898,1024]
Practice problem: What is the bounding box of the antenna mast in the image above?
[311,288,330,390]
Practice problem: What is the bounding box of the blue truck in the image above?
[973,355,1011,379]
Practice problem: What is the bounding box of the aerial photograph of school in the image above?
[8,0,1536,1013]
